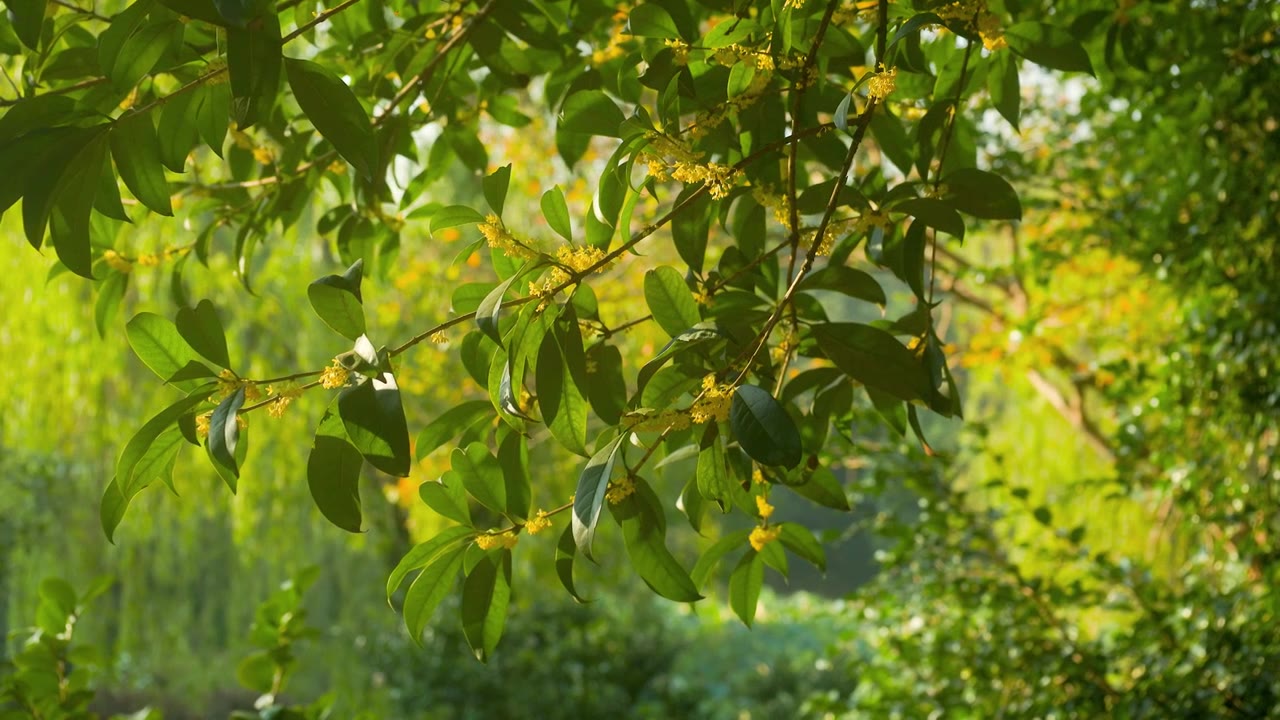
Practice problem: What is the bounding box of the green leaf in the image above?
[571,434,625,559]
[895,197,965,240]
[609,478,702,602]
[451,442,506,515]
[635,326,723,397]
[560,90,625,138]
[236,652,275,694]
[496,431,531,522]
[796,265,886,306]
[536,325,589,455]
[476,272,522,346]
[691,529,752,588]
[157,90,200,172]
[308,260,367,340]
[778,523,825,572]
[114,389,213,501]
[988,50,1021,131]
[540,186,573,242]
[48,133,109,279]
[94,271,129,338]
[628,3,680,39]
[787,467,850,511]
[339,375,412,477]
[644,265,701,337]
[482,164,511,216]
[415,400,493,460]
[127,312,207,382]
[584,343,627,425]
[555,523,590,603]
[206,386,246,479]
[111,114,172,216]
[943,167,1022,220]
[460,549,512,662]
[431,204,487,234]
[227,13,282,128]
[174,299,231,369]
[730,385,802,469]
[285,57,378,177]
[387,525,473,602]
[813,323,930,403]
[196,81,230,156]
[1005,22,1094,75]
[20,127,96,251]
[420,472,472,525]
[307,407,364,533]
[404,546,466,645]
[728,550,764,626]
[5,0,44,48]
[696,427,731,508]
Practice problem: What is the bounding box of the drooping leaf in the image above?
[386,525,474,603]
[339,375,412,477]
[451,442,506,515]
[555,523,590,603]
[482,164,511,216]
[571,434,625,559]
[110,112,173,216]
[404,546,466,645]
[609,478,702,602]
[285,57,378,177]
[796,266,886,306]
[730,385,802,469]
[812,323,931,403]
[536,326,589,456]
[894,197,965,240]
[308,259,367,340]
[307,407,364,533]
[205,386,246,480]
[778,523,826,572]
[728,550,764,626]
[460,549,512,662]
[628,3,680,39]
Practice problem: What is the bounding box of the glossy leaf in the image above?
[541,186,573,242]
[644,265,701,337]
[415,400,493,460]
[206,386,246,480]
[308,260,367,340]
[571,434,625,559]
[610,478,702,602]
[560,90,625,138]
[404,546,466,645]
[451,442,506,515]
[126,312,207,382]
[111,112,172,216]
[1005,22,1095,75]
[728,550,765,626]
[943,168,1022,220]
[339,375,412,477]
[482,164,511,216]
[813,323,930,403]
[386,525,474,602]
[174,299,231,369]
[536,327,589,456]
[285,57,378,178]
[307,408,364,533]
[460,549,512,662]
[730,385,802,469]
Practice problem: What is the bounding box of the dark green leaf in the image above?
[555,523,590,603]
[339,375,412,477]
[730,385,802,469]
[285,57,378,177]
[460,549,512,662]
[895,197,965,240]
[988,50,1021,131]
[584,343,627,425]
[308,260,367,340]
[111,112,172,215]
[628,3,680,39]
[796,265,886,306]
[610,478,702,602]
[536,327,589,456]
[778,523,825,572]
[787,467,850,511]
[813,322,930,403]
[452,442,506,515]
[307,408,363,533]
[206,386,245,479]
[943,167,1022,220]
[496,431,531,521]
[1005,22,1094,75]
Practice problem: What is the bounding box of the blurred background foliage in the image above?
[3,0,1279,717]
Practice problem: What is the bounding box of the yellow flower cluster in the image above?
[978,12,1007,51]
[755,495,775,520]
[476,531,519,550]
[868,65,897,102]
[525,510,553,535]
[783,0,805,9]
[749,525,781,552]
[935,1,1006,51]
[625,408,693,433]
[478,214,536,261]
[771,332,797,363]
[935,0,983,21]
[430,330,448,345]
[216,369,262,401]
[671,162,740,200]
[265,384,304,419]
[103,249,133,273]
[752,468,766,485]
[856,209,895,234]
[605,475,637,505]
[664,38,690,65]
[320,360,350,389]
[692,375,735,423]
[195,412,211,439]
[532,245,616,297]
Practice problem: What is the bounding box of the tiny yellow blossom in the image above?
[136,253,160,267]
[752,468,766,485]
[692,291,711,306]
[756,495,775,520]
[430,330,448,344]
[478,214,536,260]
[605,475,637,504]
[320,360,350,389]
[525,511,553,535]
[868,65,897,101]
[671,162,739,200]
[664,38,690,65]
[195,412,212,439]
[750,525,781,552]
[475,531,519,550]
[103,249,133,273]
[243,383,262,402]
[783,0,805,8]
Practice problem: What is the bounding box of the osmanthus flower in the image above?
[478,214,536,261]
[531,244,616,297]
[320,360,349,389]
[265,384,304,419]
[524,510,553,535]
[868,65,898,102]
[755,495,775,521]
[475,531,519,550]
[749,525,781,552]
[102,249,133,273]
[689,375,735,425]
[605,475,637,505]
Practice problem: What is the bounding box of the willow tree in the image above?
[0,0,1096,659]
